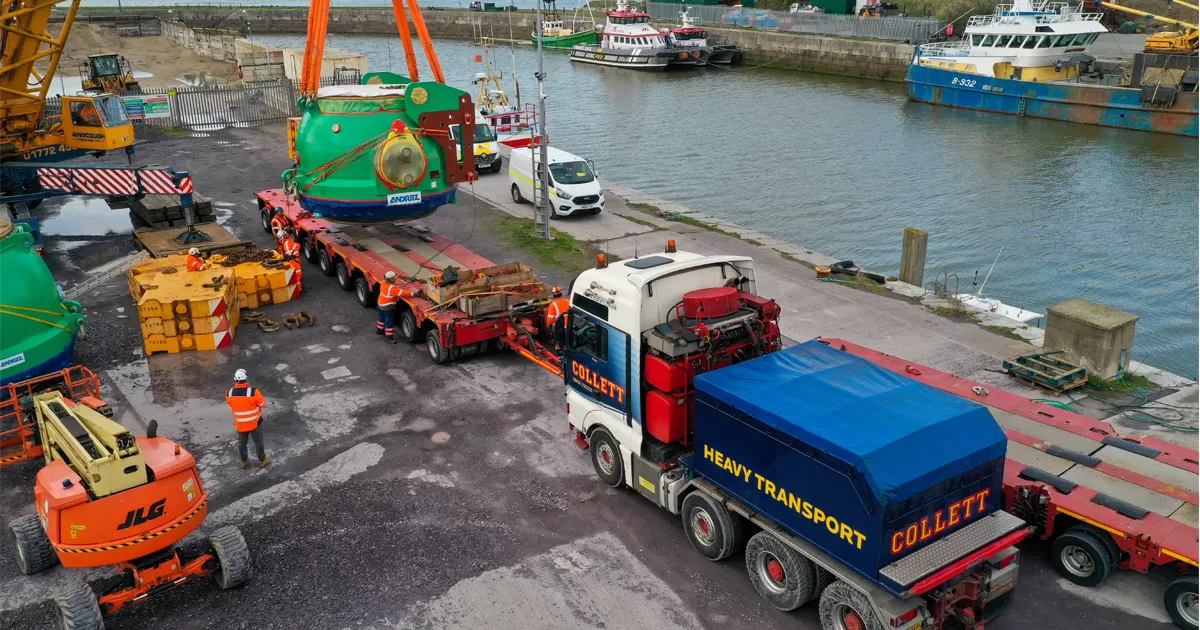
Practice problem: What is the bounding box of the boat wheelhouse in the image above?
[666,8,736,65]
[569,0,674,70]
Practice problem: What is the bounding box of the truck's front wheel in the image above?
[745,531,815,611]
[589,429,623,488]
[681,491,743,562]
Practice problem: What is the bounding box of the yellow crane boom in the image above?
[1100,1,1199,53]
[1,0,134,162]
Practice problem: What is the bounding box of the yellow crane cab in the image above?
[58,93,135,153]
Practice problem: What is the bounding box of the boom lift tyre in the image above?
[1050,526,1115,586]
[681,491,744,562]
[745,531,816,611]
[9,512,59,575]
[55,586,104,630]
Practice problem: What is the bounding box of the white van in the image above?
[508,147,604,217]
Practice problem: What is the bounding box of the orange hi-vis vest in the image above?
[225,383,265,432]
[279,237,300,259]
[545,297,570,327]
[271,214,289,233]
[378,282,415,308]
[187,255,210,272]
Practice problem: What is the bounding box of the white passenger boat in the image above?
[570,0,684,71]
[664,8,735,65]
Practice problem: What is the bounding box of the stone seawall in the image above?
[66,7,914,82]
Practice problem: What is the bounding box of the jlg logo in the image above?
[117,499,166,531]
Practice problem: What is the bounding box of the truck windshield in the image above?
[549,161,594,185]
[451,124,497,143]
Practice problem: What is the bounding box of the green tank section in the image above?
[0,218,85,386]
[282,79,479,224]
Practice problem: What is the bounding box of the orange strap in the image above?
[302,0,332,97]
[407,0,445,84]
[391,0,421,81]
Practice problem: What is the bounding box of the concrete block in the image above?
[1043,298,1138,380]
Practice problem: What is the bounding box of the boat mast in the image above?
[535,0,550,239]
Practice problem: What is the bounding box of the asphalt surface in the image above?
[0,127,1180,630]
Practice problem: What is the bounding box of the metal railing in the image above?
[42,74,359,133]
[647,2,941,42]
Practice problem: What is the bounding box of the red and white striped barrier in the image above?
[36,167,194,196]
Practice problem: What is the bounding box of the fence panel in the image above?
[648,2,940,42]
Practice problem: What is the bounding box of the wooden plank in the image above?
[134,224,253,258]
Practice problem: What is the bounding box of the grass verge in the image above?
[498,217,599,275]
[1088,373,1159,392]
[626,201,763,245]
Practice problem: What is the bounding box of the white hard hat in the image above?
[385,271,397,281]
[234,369,248,382]
[274,228,284,237]
[189,247,200,256]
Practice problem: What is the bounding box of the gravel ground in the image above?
[0,126,1177,630]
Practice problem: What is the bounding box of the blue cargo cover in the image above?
[693,340,1007,507]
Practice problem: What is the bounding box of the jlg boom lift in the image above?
[3,367,252,630]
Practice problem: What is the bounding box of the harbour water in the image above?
[254,33,1199,378]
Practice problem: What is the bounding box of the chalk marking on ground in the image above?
[322,366,352,380]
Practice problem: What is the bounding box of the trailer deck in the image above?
[821,339,1198,582]
[256,189,564,375]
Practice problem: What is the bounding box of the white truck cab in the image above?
[508,146,604,217]
[451,118,502,174]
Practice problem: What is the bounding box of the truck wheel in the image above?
[681,491,744,562]
[589,429,624,488]
[399,310,425,344]
[318,248,336,277]
[301,237,318,263]
[355,276,376,308]
[1165,573,1198,630]
[1051,529,1113,586]
[209,526,253,590]
[335,262,353,291]
[511,183,524,203]
[819,580,885,630]
[54,585,103,630]
[9,514,58,575]
[813,565,836,601]
[260,208,272,233]
[426,332,452,365]
[745,531,815,611]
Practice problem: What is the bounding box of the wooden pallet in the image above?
[1002,350,1088,393]
[134,224,253,259]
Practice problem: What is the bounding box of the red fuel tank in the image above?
[645,354,688,393]
[646,390,687,444]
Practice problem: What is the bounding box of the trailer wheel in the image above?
[301,237,318,263]
[745,531,815,611]
[260,208,272,233]
[1051,529,1113,586]
[681,491,744,562]
[9,513,58,575]
[209,526,253,590]
[354,276,376,308]
[335,262,353,291]
[318,248,336,277]
[399,310,425,344]
[426,332,453,365]
[1165,572,1198,629]
[54,585,103,630]
[819,580,885,630]
[588,429,624,488]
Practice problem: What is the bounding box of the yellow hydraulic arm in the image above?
[1100,1,1199,53]
[1,0,134,161]
[31,391,148,498]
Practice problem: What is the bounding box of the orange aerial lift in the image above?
[4,367,251,630]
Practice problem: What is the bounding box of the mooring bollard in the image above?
[900,227,928,287]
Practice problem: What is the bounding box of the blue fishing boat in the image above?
[905,0,1198,136]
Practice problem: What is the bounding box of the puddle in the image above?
[39,198,131,236]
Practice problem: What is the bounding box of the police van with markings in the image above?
[563,242,1029,630]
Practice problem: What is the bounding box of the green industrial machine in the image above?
[0,218,85,385]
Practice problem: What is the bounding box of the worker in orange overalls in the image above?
[545,286,570,329]
[275,227,303,292]
[224,369,269,469]
[377,271,417,344]
[186,247,210,271]
[270,207,289,234]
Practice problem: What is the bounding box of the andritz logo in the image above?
[0,353,26,370]
[387,191,422,206]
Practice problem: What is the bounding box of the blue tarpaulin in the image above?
[694,340,1007,507]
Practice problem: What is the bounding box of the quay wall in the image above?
[63,8,914,82]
